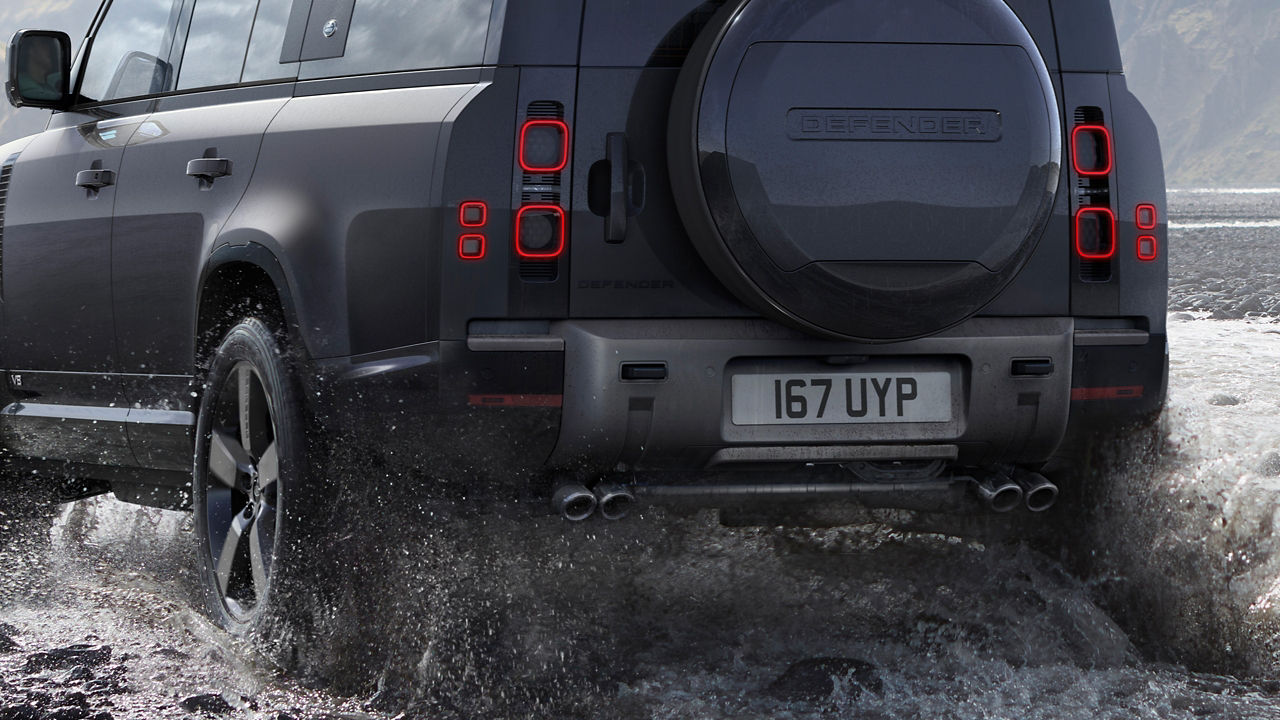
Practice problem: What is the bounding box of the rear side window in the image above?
[177,0,259,90]
[242,0,299,82]
[299,0,492,79]
[580,0,726,67]
[79,0,185,102]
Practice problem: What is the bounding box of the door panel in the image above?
[0,113,145,464]
[111,92,289,381]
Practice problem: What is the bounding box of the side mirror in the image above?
[6,30,73,110]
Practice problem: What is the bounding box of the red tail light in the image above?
[458,234,486,260]
[1136,235,1158,262]
[515,205,565,258]
[1075,207,1116,260]
[519,119,569,173]
[459,201,487,227]
[1135,203,1157,230]
[1071,125,1112,176]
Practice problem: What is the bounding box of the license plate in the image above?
[731,372,953,425]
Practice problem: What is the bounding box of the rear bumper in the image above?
[310,316,1166,485]
[548,317,1078,472]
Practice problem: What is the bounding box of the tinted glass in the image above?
[299,0,491,79]
[79,0,184,102]
[177,0,259,89]
[242,0,298,82]
[580,0,725,67]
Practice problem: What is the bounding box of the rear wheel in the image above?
[193,318,311,635]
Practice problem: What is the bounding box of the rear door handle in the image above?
[605,133,628,243]
[186,157,232,181]
[75,169,116,189]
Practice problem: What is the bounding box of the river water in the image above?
[4,189,1280,719]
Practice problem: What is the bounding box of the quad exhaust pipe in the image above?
[551,481,637,521]
[971,469,1058,513]
[593,482,636,521]
[552,483,597,522]
[973,473,1023,513]
[1015,471,1058,513]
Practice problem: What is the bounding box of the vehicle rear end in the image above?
[432,0,1166,520]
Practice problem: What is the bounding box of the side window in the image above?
[242,0,299,82]
[79,0,185,103]
[177,0,260,90]
[299,0,492,80]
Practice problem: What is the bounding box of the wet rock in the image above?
[1208,393,1241,406]
[153,647,190,661]
[0,704,43,720]
[63,668,93,684]
[1259,452,1280,477]
[42,707,90,720]
[1171,312,1197,322]
[1210,307,1244,320]
[178,694,234,716]
[0,634,19,654]
[766,657,881,702]
[23,646,112,673]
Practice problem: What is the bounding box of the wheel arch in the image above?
[195,241,303,370]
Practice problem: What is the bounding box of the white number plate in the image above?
[731,372,953,425]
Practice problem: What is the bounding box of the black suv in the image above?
[2,0,1166,634]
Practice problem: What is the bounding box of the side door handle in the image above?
[186,157,232,181]
[75,169,116,189]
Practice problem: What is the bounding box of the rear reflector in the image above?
[1136,203,1157,230]
[468,394,564,408]
[1137,235,1158,262]
[515,205,566,258]
[519,119,569,173]
[1071,125,1112,176]
[1072,386,1143,401]
[1075,207,1116,260]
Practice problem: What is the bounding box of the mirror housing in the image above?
[6,30,73,110]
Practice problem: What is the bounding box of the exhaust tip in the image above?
[973,475,1023,513]
[594,483,636,521]
[1016,471,1059,512]
[552,483,597,521]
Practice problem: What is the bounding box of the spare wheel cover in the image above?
[668,0,1062,342]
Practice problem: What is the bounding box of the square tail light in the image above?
[459,234,486,260]
[1072,125,1113,176]
[515,205,565,258]
[1136,203,1157,230]
[460,201,487,227]
[1075,207,1116,260]
[519,119,569,173]
[1137,235,1158,262]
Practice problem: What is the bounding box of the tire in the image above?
[192,317,312,637]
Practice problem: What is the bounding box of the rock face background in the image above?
[1112,0,1280,187]
[0,0,1278,187]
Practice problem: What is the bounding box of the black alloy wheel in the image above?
[194,318,308,631]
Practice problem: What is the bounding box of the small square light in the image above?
[1135,203,1157,230]
[1137,235,1158,262]
[459,234,486,260]
[460,201,487,227]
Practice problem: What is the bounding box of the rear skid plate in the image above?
[629,477,976,514]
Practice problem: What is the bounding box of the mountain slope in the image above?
[1114,0,1280,186]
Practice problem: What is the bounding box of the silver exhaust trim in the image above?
[1014,471,1058,512]
[972,474,1023,513]
[593,483,636,521]
[552,483,597,521]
